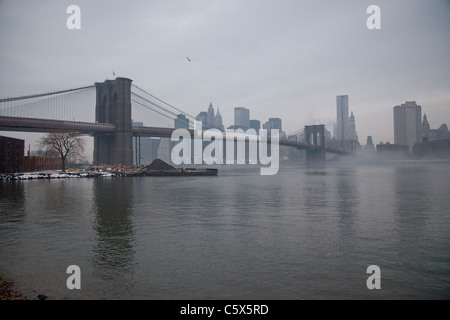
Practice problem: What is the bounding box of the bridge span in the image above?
[0,77,351,164]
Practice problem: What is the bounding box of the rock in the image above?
[37,294,48,300]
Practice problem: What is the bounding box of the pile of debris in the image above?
[141,159,176,172]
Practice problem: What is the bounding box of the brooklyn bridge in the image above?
[0,77,350,165]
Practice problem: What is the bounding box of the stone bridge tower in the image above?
[304,124,326,163]
[93,77,133,165]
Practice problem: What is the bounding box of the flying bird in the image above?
[186,56,191,62]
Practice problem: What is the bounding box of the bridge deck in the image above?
[0,116,349,154]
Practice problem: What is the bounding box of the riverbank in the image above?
[1,159,219,181]
[0,275,26,300]
[0,171,117,181]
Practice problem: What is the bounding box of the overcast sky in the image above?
[0,0,449,148]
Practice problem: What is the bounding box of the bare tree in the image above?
[38,132,86,172]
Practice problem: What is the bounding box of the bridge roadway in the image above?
[0,116,349,155]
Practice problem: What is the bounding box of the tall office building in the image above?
[336,95,349,141]
[268,118,282,132]
[422,114,431,141]
[207,103,215,129]
[196,103,224,131]
[214,108,224,131]
[364,136,376,157]
[250,120,261,132]
[196,111,208,130]
[262,121,271,131]
[234,107,250,129]
[174,114,189,129]
[393,101,422,152]
[262,121,272,138]
[348,112,358,141]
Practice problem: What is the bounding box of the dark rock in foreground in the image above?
[0,275,27,300]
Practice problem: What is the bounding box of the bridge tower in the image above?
[304,125,326,163]
[93,77,133,165]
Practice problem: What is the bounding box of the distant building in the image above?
[261,121,272,137]
[364,136,376,158]
[334,95,358,151]
[214,108,225,131]
[262,121,271,131]
[413,139,450,158]
[207,103,215,129]
[250,119,261,132]
[430,124,450,141]
[336,95,349,141]
[268,118,282,132]
[349,112,358,141]
[393,101,422,152]
[422,114,449,142]
[260,118,286,138]
[0,135,24,173]
[196,103,224,131]
[175,113,190,129]
[376,143,409,160]
[332,123,337,140]
[422,114,431,141]
[196,111,208,130]
[234,107,250,129]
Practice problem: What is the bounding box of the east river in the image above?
[0,162,449,299]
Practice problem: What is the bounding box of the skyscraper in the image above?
[234,107,250,129]
[250,120,261,132]
[196,111,208,130]
[262,121,271,131]
[214,107,224,131]
[174,113,189,129]
[349,112,358,141]
[393,101,422,152]
[268,118,282,132]
[207,103,215,129]
[364,136,376,157]
[422,114,431,141]
[336,95,349,141]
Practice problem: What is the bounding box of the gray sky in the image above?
[0,0,449,149]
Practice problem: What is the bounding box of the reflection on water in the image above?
[393,167,430,241]
[0,182,25,225]
[390,167,441,298]
[91,178,136,292]
[334,169,359,253]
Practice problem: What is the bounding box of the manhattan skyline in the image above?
[0,0,449,147]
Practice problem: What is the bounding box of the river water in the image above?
[0,162,449,299]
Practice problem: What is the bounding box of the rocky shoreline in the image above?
[1,159,218,181]
[0,275,50,300]
[0,275,27,300]
[0,171,118,181]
